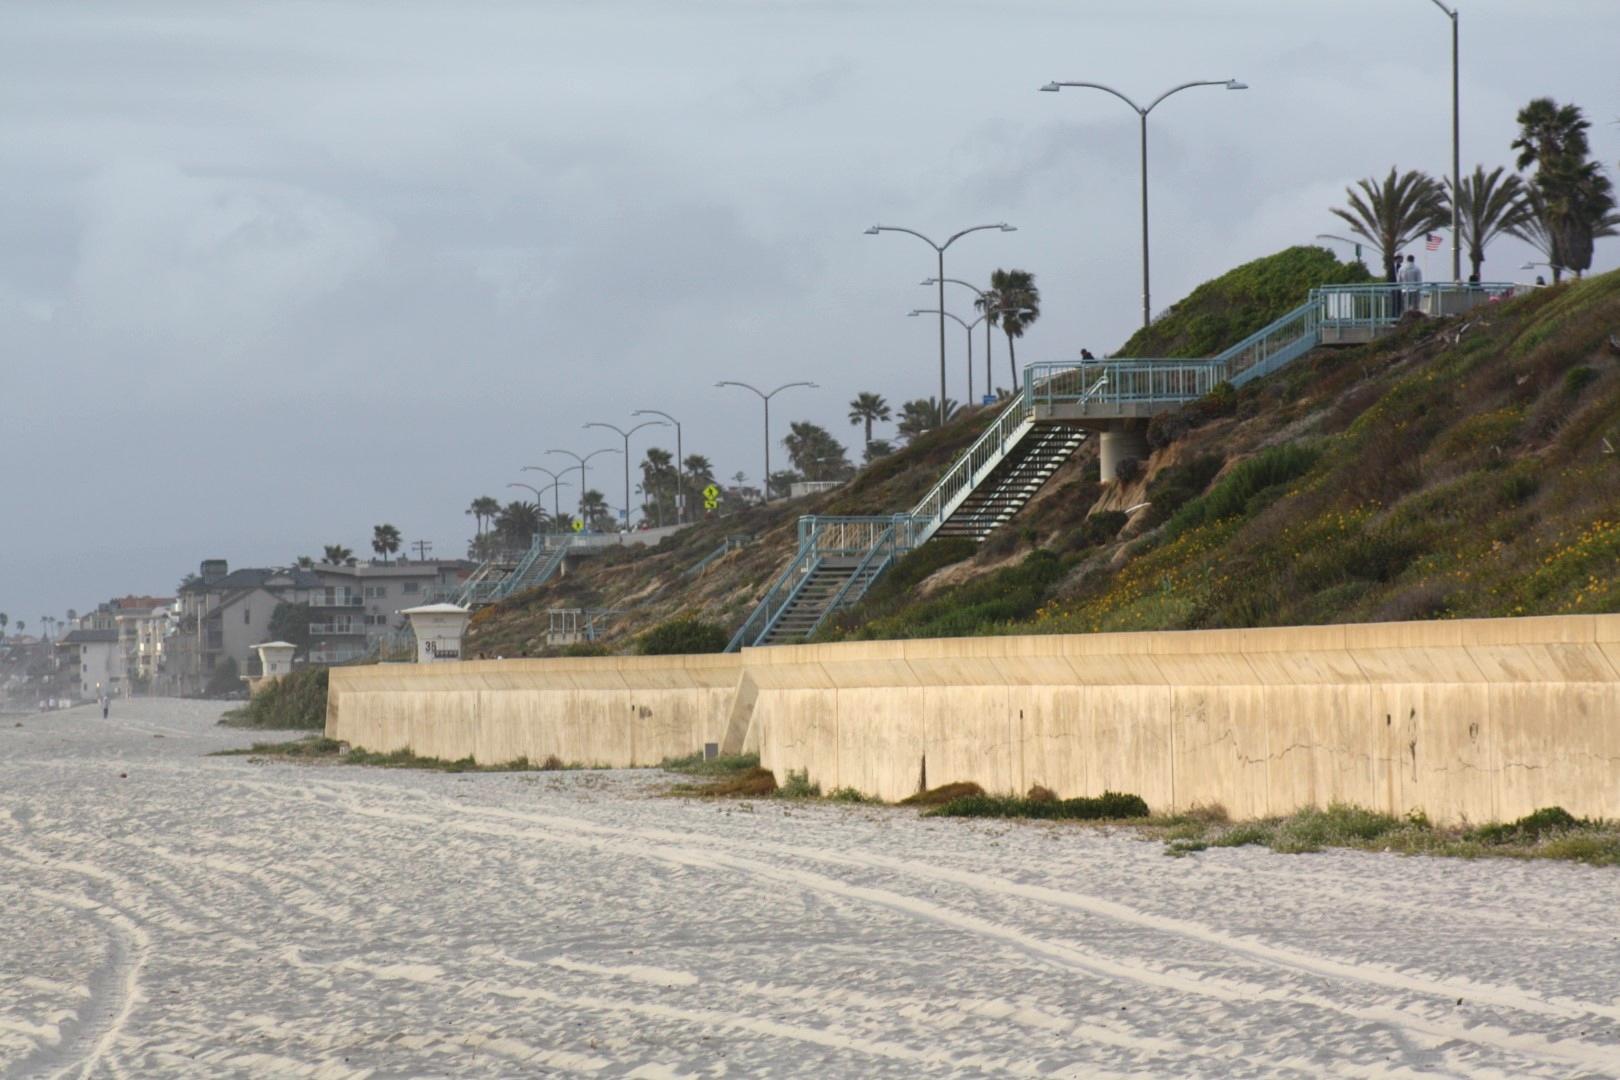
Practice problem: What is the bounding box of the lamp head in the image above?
[1039,82,1060,92]
[864,226,881,235]
[999,223,1017,232]
[1521,262,1536,270]
[1225,80,1248,90]
[920,278,937,285]
[907,310,924,317]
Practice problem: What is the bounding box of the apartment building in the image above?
[307,561,471,663]
[58,629,120,701]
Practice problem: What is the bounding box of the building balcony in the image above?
[308,622,368,636]
[309,595,364,609]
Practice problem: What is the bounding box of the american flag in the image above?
[1425,233,1443,252]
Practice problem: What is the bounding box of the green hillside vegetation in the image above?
[467,249,1619,655]
[1116,245,1373,358]
[829,267,1620,639]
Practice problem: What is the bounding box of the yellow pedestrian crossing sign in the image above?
[702,484,720,511]
[571,517,584,533]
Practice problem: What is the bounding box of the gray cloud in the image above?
[2,0,1617,619]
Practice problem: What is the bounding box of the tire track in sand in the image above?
[260,778,1615,1076]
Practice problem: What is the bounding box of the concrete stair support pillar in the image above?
[1098,422,1149,483]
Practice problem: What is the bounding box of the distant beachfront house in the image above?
[167,558,473,691]
[57,628,120,701]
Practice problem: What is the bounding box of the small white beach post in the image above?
[401,604,472,663]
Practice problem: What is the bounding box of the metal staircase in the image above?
[456,535,575,607]
[932,426,1087,541]
[725,281,1524,652]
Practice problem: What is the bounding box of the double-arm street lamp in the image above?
[507,479,570,536]
[584,420,668,529]
[923,277,995,400]
[1040,78,1247,328]
[1425,0,1461,282]
[866,223,1016,425]
[520,465,571,525]
[631,408,685,524]
[907,308,986,404]
[715,379,817,505]
[546,447,619,531]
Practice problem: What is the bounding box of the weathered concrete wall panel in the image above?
[326,616,1620,823]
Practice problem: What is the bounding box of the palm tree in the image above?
[978,269,1040,390]
[640,447,676,526]
[896,397,958,441]
[294,555,315,569]
[371,523,402,565]
[1450,166,1531,280]
[322,544,353,564]
[1330,167,1450,282]
[0,613,7,638]
[466,495,500,538]
[493,501,544,549]
[863,439,895,462]
[1511,97,1591,173]
[579,490,613,531]
[846,392,891,446]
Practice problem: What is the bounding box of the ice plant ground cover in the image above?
[2,698,1618,1077]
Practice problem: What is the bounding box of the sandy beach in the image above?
[1,698,1616,1078]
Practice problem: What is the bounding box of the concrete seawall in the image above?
[327,615,1620,823]
[325,654,741,767]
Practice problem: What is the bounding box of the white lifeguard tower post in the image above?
[247,640,298,696]
[401,604,472,663]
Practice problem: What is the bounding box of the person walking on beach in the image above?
[98,689,109,719]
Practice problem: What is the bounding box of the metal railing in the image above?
[725,538,821,652]
[906,394,1035,546]
[308,622,367,636]
[309,595,363,609]
[805,523,900,639]
[683,533,753,578]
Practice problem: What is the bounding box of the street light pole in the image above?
[924,277,998,399]
[584,420,667,530]
[907,308,984,404]
[715,380,817,505]
[1041,78,1247,328]
[632,408,684,524]
[545,447,619,531]
[866,223,1016,425]
[1427,0,1462,282]
[520,465,570,527]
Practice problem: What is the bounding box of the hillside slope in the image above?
[463,398,1051,656]
[1117,245,1372,358]
[828,270,1620,639]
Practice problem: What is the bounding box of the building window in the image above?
[365,586,386,599]
[403,582,420,594]
[243,608,251,625]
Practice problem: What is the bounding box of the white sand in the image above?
[2,699,1617,1078]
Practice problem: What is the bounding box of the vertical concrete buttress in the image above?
[1098,421,1150,483]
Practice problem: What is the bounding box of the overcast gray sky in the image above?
[3,0,1617,622]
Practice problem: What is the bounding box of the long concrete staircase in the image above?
[726,281,1522,652]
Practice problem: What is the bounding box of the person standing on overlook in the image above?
[1399,254,1422,316]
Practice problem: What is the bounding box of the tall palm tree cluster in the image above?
[636,452,717,527]
[1332,97,1615,284]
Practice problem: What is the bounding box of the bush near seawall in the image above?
[219,667,328,730]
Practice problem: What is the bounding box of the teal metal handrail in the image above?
[724,539,820,652]
[806,523,899,639]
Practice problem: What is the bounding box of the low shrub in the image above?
[639,617,730,655]
[1142,453,1225,528]
[1164,444,1319,540]
[219,667,329,730]
[900,781,986,806]
[660,751,761,776]
[1113,457,1145,484]
[1563,365,1597,396]
[926,790,1149,821]
[679,767,779,797]
[1466,805,1584,845]
[777,769,821,798]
